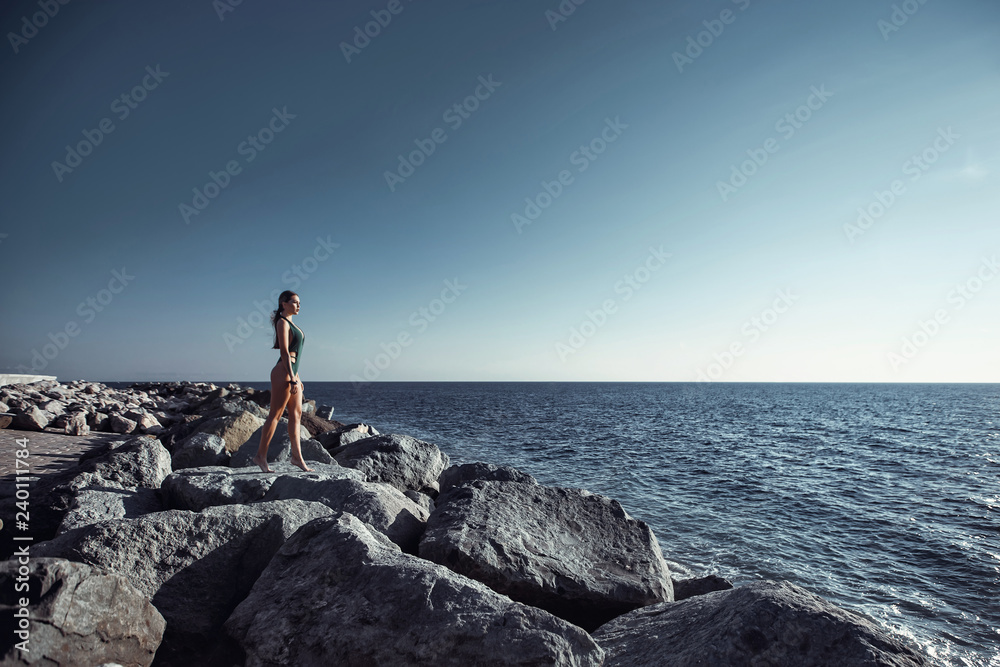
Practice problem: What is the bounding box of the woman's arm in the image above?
[276,320,300,393]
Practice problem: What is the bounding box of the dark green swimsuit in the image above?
[278,316,305,376]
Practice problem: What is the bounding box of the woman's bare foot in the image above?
[252,453,271,473]
[290,456,313,472]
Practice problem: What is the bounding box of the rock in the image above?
[65,411,90,435]
[672,574,734,601]
[0,415,12,429]
[208,397,268,420]
[108,413,137,434]
[72,435,172,491]
[189,411,265,454]
[57,487,163,535]
[224,513,605,667]
[318,404,334,420]
[88,411,110,431]
[420,481,673,632]
[262,476,429,552]
[316,424,371,451]
[299,411,343,437]
[404,489,435,514]
[172,432,230,469]
[0,558,165,667]
[230,419,332,468]
[334,433,449,494]
[11,405,50,431]
[33,499,336,666]
[161,463,363,512]
[438,461,537,493]
[40,398,67,414]
[125,410,161,432]
[592,580,929,666]
[302,398,316,414]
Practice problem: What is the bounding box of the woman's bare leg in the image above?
[253,365,291,472]
[287,383,312,472]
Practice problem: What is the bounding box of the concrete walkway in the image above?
[0,427,123,498]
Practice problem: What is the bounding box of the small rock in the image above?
[11,405,50,431]
[65,411,90,436]
[109,413,138,434]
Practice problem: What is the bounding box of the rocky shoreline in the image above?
[0,379,930,666]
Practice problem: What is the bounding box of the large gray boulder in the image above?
[334,433,449,494]
[33,499,335,666]
[161,463,363,511]
[56,487,163,535]
[230,418,332,468]
[438,461,537,493]
[0,558,165,667]
[171,432,229,469]
[224,513,605,667]
[262,475,429,553]
[420,481,673,631]
[592,580,929,666]
[187,410,265,454]
[71,435,172,490]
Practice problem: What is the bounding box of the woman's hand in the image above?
[290,378,302,395]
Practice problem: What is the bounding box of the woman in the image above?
[252,290,313,473]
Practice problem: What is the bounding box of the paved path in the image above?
[0,427,123,498]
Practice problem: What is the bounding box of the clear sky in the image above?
[1,0,997,383]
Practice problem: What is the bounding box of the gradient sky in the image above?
[1,0,998,382]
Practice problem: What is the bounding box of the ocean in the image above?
[225,381,998,665]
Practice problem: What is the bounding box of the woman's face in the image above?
[285,296,300,315]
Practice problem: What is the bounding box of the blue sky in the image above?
[1,0,998,382]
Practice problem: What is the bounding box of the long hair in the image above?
[271,290,298,349]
